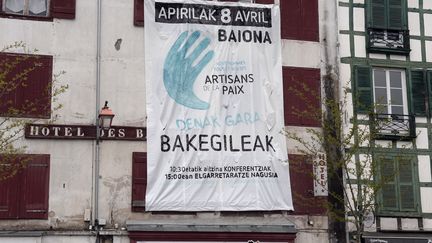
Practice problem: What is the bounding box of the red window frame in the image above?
[280,0,319,41]
[0,52,53,119]
[0,154,50,220]
[131,152,147,212]
[283,67,321,127]
[134,0,144,26]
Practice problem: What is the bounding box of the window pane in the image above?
[390,71,402,88]
[374,69,386,87]
[4,0,25,14]
[29,0,47,16]
[391,105,403,115]
[390,89,403,105]
[375,87,387,104]
[376,104,388,114]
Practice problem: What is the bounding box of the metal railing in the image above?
[370,113,415,140]
[367,28,410,54]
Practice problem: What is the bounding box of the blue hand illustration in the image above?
[163,31,214,110]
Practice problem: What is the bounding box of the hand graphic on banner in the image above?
[163,31,214,110]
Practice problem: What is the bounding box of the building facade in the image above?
[0,0,338,242]
[338,0,432,241]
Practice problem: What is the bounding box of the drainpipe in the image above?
[321,0,345,242]
[92,0,102,235]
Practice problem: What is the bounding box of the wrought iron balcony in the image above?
[367,28,410,55]
[370,113,416,140]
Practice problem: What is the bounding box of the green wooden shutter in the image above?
[388,0,404,29]
[369,0,406,29]
[428,71,432,115]
[398,157,416,211]
[355,66,372,114]
[411,70,426,116]
[370,0,387,28]
[380,157,398,210]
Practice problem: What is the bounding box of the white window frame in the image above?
[372,68,408,116]
[2,0,50,17]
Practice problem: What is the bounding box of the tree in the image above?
[0,41,67,180]
[285,79,400,243]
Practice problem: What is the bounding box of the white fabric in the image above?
[5,0,25,13]
[145,0,293,211]
[29,0,47,14]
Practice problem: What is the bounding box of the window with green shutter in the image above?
[354,66,416,140]
[367,0,410,54]
[376,154,419,215]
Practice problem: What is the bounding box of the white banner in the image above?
[145,0,292,211]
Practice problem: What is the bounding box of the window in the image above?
[2,0,49,17]
[355,66,431,116]
[0,154,50,219]
[283,67,321,127]
[376,154,419,215]
[354,66,421,139]
[0,0,75,19]
[371,69,413,137]
[366,0,409,54]
[0,52,53,118]
[373,68,407,116]
[281,0,319,41]
[132,152,146,212]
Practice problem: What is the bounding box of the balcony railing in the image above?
[370,113,416,140]
[367,28,410,55]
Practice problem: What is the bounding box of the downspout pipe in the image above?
[321,0,344,242]
[93,0,102,231]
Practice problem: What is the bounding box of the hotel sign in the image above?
[25,124,146,141]
[313,153,328,196]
